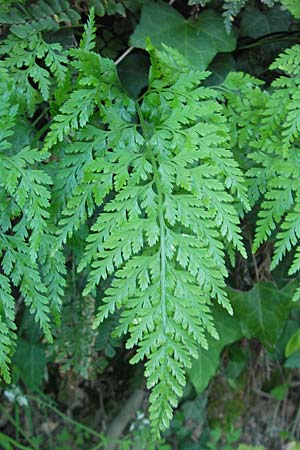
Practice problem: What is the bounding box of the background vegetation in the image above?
[1,0,300,449]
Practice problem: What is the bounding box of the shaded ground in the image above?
[1,342,300,450]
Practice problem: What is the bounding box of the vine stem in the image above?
[135,103,167,333]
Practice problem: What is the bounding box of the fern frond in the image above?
[51,293,98,378]
[289,247,300,275]
[46,12,128,244]
[40,238,67,316]
[0,63,64,378]
[252,178,294,252]
[223,45,300,299]
[0,0,80,38]
[0,274,16,383]
[88,0,126,17]
[0,33,68,115]
[272,203,300,269]
[70,45,248,433]
[280,0,300,18]
[1,236,52,341]
[222,0,247,32]
[44,9,119,150]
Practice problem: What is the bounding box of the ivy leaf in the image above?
[118,53,150,98]
[130,1,236,70]
[230,283,295,350]
[270,383,289,401]
[188,304,242,393]
[189,282,296,393]
[273,320,300,361]
[241,6,291,39]
[241,8,271,39]
[285,329,300,357]
[205,54,236,86]
[285,351,300,368]
[13,339,46,389]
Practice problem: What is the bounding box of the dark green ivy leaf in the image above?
[13,339,46,389]
[231,282,296,349]
[118,52,150,98]
[130,0,236,70]
[189,282,297,393]
[188,304,243,393]
[240,6,291,39]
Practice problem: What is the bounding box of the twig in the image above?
[253,387,274,400]
[291,400,300,439]
[115,46,134,65]
[106,388,145,450]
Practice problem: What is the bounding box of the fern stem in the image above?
[135,103,167,333]
[154,164,167,333]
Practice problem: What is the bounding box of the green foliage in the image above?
[207,425,241,450]
[237,446,265,450]
[0,31,68,115]
[240,5,292,39]
[0,0,80,38]
[225,45,300,302]
[231,282,295,348]
[286,329,300,357]
[0,65,65,382]
[280,0,300,18]
[188,0,300,28]
[0,274,16,384]
[50,30,246,431]
[131,1,236,70]
[52,293,99,378]
[188,299,243,394]
[21,8,248,433]
[1,0,300,441]
[13,339,46,389]
[189,282,296,393]
[88,0,126,17]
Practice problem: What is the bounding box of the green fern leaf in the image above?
[223,46,300,299]
[0,33,68,115]
[0,274,16,384]
[44,9,118,150]
[70,44,248,434]
[280,0,300,18]
[0,0,80,38]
